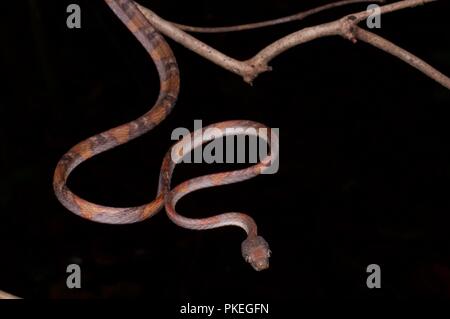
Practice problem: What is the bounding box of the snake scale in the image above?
[53,0,277,271]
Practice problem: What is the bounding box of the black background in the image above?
[1,0,450,300]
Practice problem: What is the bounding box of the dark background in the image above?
[1,0,450,300]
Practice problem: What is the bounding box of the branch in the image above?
[353,27,450,89]
[0,290,20,299]
[137,3,256,82]
[168,0,385,33]
[136,0,449,88]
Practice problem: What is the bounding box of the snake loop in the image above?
[53,0,277,271]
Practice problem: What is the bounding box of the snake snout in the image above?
[252,257,270,271]
[241,236,271,271]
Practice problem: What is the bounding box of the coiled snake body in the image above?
[53,0,277,271]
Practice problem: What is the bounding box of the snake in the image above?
[53,0,277,271]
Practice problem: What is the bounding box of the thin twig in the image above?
[168,0,385,33]
[350,0,436,23]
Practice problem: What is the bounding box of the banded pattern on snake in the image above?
[53,0,277,271]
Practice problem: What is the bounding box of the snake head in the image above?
[241,236,271,271]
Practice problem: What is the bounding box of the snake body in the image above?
[53,0,275,271]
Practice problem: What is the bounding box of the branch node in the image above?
[243,75,255,85]
[340,15,359,43]
[242,61,273,84]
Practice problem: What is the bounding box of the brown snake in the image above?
[53,0,277,271]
